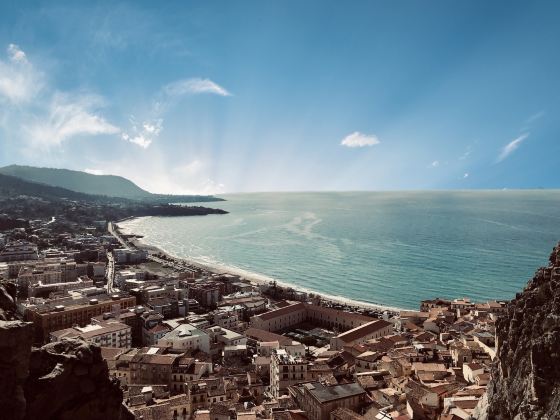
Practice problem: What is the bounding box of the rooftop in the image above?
[336,320,392,343]
[161,323,208,340]
[303,381,366,403]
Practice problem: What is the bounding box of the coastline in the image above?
[116,218,408,315]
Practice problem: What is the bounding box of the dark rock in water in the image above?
[0,282,130,420]
[485,243,560,419]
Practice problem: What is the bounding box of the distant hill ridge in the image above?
[0,165,223,202]
[0,172,128,203]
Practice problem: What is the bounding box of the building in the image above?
[330,320,393,350]
[207,326,247,347]
[16,258,79,292]
[0,241,38,262]
[28,275,94,297]
[251,302,375,333]
[90,261,106,280]
[129,349,180,386]
[158,324,211,353]
[463,363,485,384]
[270,349,308,398]
[290,381,367,420]
[140,310,170,345]
[213,311,239,329]
[22,293,136,343]
[113,248,147,264]
[50,320,131,348]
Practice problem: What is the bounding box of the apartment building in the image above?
[158,323,210,353]
[270,349,308,398]
[50,320,131,348]
[290,382,367,420]
[22,293,136,343]
[0,241,38,262]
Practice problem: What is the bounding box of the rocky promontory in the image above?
[484,243,560,419]
[0,282,129,420]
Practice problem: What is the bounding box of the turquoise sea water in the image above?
[120,191,560,309]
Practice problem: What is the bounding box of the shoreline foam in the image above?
[117,218,409,313]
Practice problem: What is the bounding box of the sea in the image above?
[119,191,560,310]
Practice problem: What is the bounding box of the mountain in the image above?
[0,165,151,199]
[0,173,122,203]
[0,172,227,224]
[0,165,223,202]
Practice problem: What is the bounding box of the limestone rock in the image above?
[486,243,560,419]
[24,338,125,420]
[0,320,34,420]
[0,281,128,420]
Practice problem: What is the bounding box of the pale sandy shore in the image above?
[116,220,407,314]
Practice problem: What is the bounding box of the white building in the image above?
[113,248,147,264]
[158,323,210,354]
[207,326,247,346]
[50,320,131,348]
[270,349,308,398]
[463,363,485,383]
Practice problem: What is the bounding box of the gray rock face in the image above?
[486,243,560,419]
[0,320,34,420]
[24,339,125,420]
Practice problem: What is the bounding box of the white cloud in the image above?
[163,78,231,97]
[430,160,439,167]
[0,43,43,103]
[497,133,529,163]
[143,120,162,135]
[7,44,27,63]
[122,133,151,148]
[25,93,120,149]
[463,172,469,178]
[340,131,380,148]
[84,168,104,175]
[525,111,545,124]
[1,43,120,151]
[121,117,162,149]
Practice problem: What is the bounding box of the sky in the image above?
[0,1,559,194]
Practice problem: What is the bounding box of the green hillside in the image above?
[0,165,150,199]
[0,173,128,202]
[0,165,224,202]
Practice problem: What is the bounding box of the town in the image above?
[0,216,505,420]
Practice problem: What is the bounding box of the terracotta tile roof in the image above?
[257,302,306,321]
[336,320,392,343]
[244,327,293,345]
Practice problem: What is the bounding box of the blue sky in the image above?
[0,1,558,193]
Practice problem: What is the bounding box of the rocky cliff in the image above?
[485,243,560,419]
[0,281,128,420]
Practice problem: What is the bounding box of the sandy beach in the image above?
[116,219,407,314]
